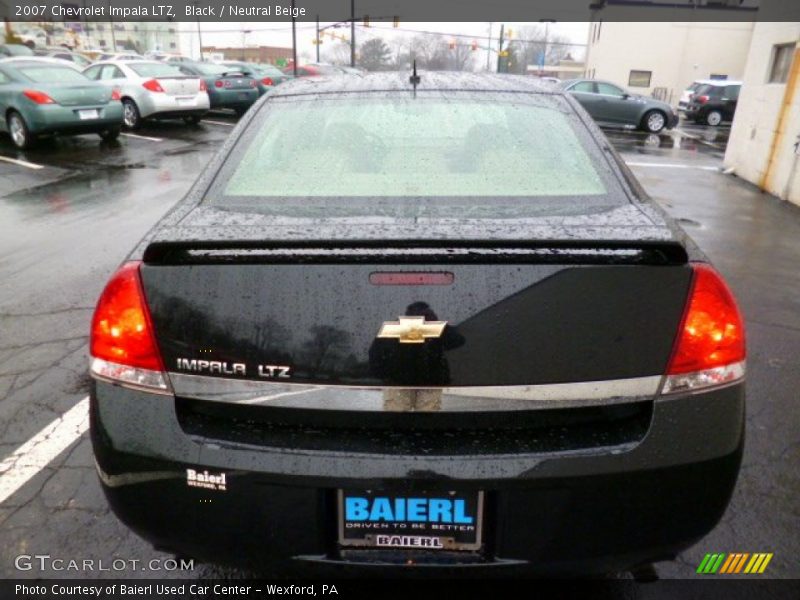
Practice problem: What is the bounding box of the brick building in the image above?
[201,45,292,65]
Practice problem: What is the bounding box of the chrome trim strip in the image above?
[168,372,662,411]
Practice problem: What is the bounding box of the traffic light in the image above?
[393,16,399,28]
[449,40,456,50]
[363,15,369,27]
[471,40,478,51]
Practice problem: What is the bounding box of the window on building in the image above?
[628,70,652,88]
[170,42,176,49]
[768,43,796,83]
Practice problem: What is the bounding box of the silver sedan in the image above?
[82,60,210,129]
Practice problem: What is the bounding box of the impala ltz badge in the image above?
[377,316,447,344]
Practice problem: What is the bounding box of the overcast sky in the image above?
[180,21,590,66]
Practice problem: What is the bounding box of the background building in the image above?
[724,22,800,206]
[201,45,293,65]
[3,21,180,54]
[584,22,753,103]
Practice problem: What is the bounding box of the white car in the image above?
[0,56,82,71]
[82,60,209,129]
[96,52,144,62]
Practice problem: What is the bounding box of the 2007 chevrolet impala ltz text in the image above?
[89,72,745,576]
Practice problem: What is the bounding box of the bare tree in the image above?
[507,25,574,75]
[394,35,476,72]
[325,41,352,66]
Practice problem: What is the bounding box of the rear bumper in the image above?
[207,88,258,110]
[91,381,744,576]
[26,103,123,135]
[138,92,210,119]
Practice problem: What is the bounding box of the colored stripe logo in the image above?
[697,553,773,574]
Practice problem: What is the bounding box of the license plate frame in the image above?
[337,489,484,551]
[77,109,99,120]
[176,97,195,107]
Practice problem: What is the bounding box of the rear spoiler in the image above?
[143,240,688,266]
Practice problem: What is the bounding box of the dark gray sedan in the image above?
[561,79,678,133]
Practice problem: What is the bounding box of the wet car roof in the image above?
[270,71,560,97]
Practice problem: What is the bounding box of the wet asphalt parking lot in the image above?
[0,115,798,583]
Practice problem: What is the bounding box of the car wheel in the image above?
[183,115,202,125]
[642,110,666,133]
[98,126,121,142]
[122,99,141,130]
[7,111,34,149]
[705,110,723,127]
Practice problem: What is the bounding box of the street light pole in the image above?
[316,15,320,62]
[350,0,355,67]
[496,24,504,73]
[291,0,297,76]
[195,2,204,60]
[540,19,556,73]
[486,22,492,72]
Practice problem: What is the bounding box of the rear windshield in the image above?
[695,84,724,97]
[205,92,625,218]
[19,66,87,83]
[128,62,184,77]
[257,64,284,77]
[195,63,234,75]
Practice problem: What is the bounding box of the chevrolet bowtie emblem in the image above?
[377,316,447,344]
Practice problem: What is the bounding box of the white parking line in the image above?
[203,120,235,127]
[120,132,163,142]
[626,161,720,172]
[0,396,89,505]
[0,155,45,170]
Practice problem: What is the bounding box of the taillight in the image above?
[142,79,164,93]
[23,89,55,104]
[663,264,745,394]
[214,79,223,88]
[261,77,274,86]
[199,79,207,92]
[110,88,121,101]
[696,95,709,104]
[90,261,169,393]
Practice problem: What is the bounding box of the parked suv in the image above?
[683,81,741,126]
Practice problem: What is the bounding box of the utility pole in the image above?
[291,0,297,75]
[541,19,556,73]
[108,0,117,52]
[496,24,504,73]
[195,2,203,60]
[486,22,492,72]
[350,0,356,67]
[315,14,320,62]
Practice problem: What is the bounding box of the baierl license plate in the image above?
[338,489,484,551]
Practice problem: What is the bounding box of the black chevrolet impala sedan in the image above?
[89,72,745,576]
